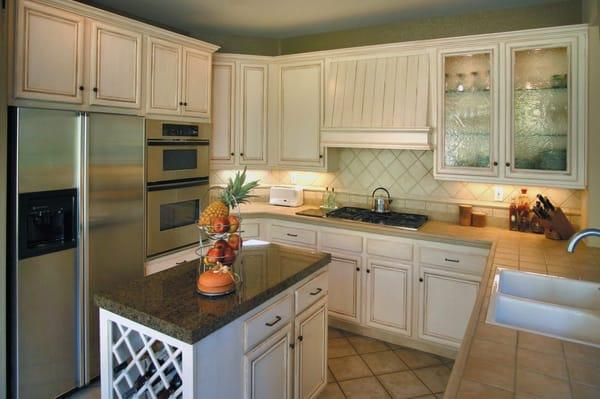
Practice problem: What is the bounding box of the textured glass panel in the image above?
[513,47,568,171]
[443,52,491,168]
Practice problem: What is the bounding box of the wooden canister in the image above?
[471,212,486,227]
[459,205,473,226]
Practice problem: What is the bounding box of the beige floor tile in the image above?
[564,342,600,368]
[517,348,568,379]
[518,332,563,355]
[413,365,451,394]
[339,376,391,399]
[567,358,600,387]
[394,348,442,369]
[571,382,600,399]
[317,383,346,399]
[470,338,516,366]
[361,351,408,375]
[462,355,515,392]
[347,336,389,354]
[328,328,344,339]
[378,370,430,399]
[329,355,373,381]
[329,337,357,358]
[475,322,517,346]
[328,367,335,383]
[516,369,572,399]
[456,379,513,399]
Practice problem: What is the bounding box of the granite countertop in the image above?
[238,203,600,399]
[95,242,331,344]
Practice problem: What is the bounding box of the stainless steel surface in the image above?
[371,187,392,213]
[146,143,209,183]
[85,113,145,380]
[146,119,210,141]
[567,228,600,253]
[147,181,208,256]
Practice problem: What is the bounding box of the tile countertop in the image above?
[95,242,330,344]
[239,203,600,399]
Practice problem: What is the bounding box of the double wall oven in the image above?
[146,120,210,257]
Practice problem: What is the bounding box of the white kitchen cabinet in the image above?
[418,266,479,347]
[88,20,142,108]
[240,62,269,164]
[365,258,411,336]
[182,47,211,118]
[244,323,293,399]
[211,61,236,164]
[327,254,361,324]
[278,61,324,168]
[294,298,328,399]
[14,0,85,103]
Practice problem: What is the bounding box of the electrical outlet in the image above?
[290,173,297,185]
[494,187,504,201]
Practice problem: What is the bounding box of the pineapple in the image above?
[199,167,259,226]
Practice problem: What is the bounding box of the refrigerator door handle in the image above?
[79,112,89,385]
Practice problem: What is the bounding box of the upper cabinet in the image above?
[240,63,268,165]
[322,52,432,149]
[10,0,218,117]
[88,21,142,108]
[14,0,85,103]
[211,61,236,165]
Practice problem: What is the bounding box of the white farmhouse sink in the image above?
[486,269,600,348]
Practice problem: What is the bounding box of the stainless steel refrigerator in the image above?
[8,107,145,398]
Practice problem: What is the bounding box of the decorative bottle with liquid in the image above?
[517,188,530,232]
[509,197,518,231]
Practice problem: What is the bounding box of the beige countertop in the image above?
[239,203,600,399]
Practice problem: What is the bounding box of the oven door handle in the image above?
[147,139,209,146]
[147,178,209,191]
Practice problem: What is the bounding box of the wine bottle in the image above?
[122,358,156,399]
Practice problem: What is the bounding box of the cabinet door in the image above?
[240,63,268,165]
[436,46,499,177]
[418,266,479,347]
[147,37,181,115]
[327,254,361,324]
[244,324,293,399]
[182,47,211,118]
[211,62,236,164]
[89,21,142,108]
[295,298,328,399]
[365,259,411,335]
[14,0,84,103]
[505,37,584,187]
[279,62,323,167]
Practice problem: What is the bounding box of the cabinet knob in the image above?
[289,343,295,350]
[79,86,84,91]
[319,154,323,159]
[297,335,303,342]
[493,161,498,166]
[240,153,244,156]
[183,102,188,106]
[419,278,424,282]
[230,152,235,156]
[356,267,360,272]
[505,162,511,167]
[93,87,98,92]
[366,269,370,274]
[179,102,184,106]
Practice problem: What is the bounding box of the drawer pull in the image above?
[309,288,322,296]
[445,258,460,263]
[265,316,282,327]
[286,233,299,237]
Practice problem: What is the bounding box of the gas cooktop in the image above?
[324,207,428,231]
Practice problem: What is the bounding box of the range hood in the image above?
[322,52,432,149]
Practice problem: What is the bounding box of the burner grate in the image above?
[326,207,428,230]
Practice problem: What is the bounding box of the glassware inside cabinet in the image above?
[442,52,493,170]
[512,46,569,172]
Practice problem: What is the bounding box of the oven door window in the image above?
[160,199,199,231]
[163,149,197,171]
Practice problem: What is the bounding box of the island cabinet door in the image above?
[294,297,328,399]
[244,324,293,399]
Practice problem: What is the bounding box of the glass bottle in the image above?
[517,188,530,232]
[509,196,519,231]
[328,188,337,210]
[322,187,330,208]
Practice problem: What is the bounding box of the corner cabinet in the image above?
[435,28,587,188]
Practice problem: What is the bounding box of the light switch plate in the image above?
[494,187,504,201]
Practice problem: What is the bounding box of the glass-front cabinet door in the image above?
[436,46,499,177]
[505,37,585,186]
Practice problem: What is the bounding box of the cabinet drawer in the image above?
[271,224,317,247]
[295,272,328,314]
[367,238,413,261]
[244,294,293,351]
[321,231,363,253]
[420,247,487,274]
[241,222,260,239]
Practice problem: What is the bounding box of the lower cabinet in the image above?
[294,298,328,399]
[418,266,480,347]
[244,324,294,399]
[365,258,411,336]
[327,254,361,323]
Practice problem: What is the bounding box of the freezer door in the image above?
[84,113,145,381]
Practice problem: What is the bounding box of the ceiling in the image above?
[85,0,564,38]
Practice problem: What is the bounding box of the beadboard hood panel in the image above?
[322,52,432,149]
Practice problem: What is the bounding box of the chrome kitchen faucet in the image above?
[567,228,600,253]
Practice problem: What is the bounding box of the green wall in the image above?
[280,0,583,54]
[194,30,279,56]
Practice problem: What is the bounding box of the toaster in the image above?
[269,186,304,207]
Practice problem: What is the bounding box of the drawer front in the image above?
[367,238,413,261]
[420,247,487,274]
[241,222,260,239]
[295,272,328,314]
[321,231,363,253]
[271,224,317,247]
[244,294,293,351]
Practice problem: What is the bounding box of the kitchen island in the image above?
[95,241,331,399]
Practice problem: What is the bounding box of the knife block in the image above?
[539,208,576,240]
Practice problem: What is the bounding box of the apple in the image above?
[213,239,229,250]
[212,217,230,234]
[228,234,242,250]
[205,247,223,264]
[222,246,236,265]
[228,215,240,233]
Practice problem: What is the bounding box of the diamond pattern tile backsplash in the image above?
[211,149,582,226]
